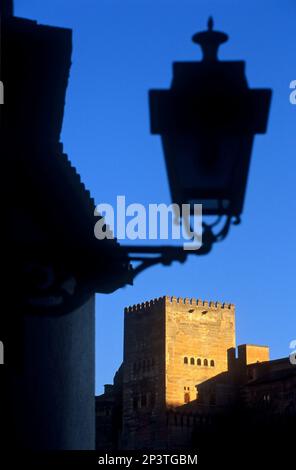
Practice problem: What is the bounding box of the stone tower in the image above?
[122,296,235,449]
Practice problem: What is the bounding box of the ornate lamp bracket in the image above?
[120,214,240,281]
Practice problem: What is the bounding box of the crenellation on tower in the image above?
[124,296,166,314]
[162,296,235,312]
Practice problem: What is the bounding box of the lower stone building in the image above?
[96,296,296,450]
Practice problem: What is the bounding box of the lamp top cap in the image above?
[192,16,229,62]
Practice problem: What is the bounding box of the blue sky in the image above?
[15,0,296,394]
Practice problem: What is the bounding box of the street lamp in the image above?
[149,17,271,237]
[1,11,272,317]
[118,18,272,276]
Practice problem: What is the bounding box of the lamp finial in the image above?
[208,16,214,31]
[192,18,228,62]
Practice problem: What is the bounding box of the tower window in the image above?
[184,357,188,364]
[210,360,215,367]
[184,392,190,404]
[197,358,201,366]
[190,357,195,365]
[204,359,208,366]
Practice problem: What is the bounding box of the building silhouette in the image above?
[96,296,296,450]
[0,3,131,450]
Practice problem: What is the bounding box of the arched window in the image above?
[197,358,201,366]
[184,357,188,364]
[204,359,208,366]
[210,359,215,367]
[184,392,190,404]
[190,357,195,365]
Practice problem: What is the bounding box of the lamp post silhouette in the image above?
[118,18,272,277]
[149,17,272,252]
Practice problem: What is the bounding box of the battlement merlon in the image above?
[124,296,166,314]
[165,296,235,310]
[124,296,235,314]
